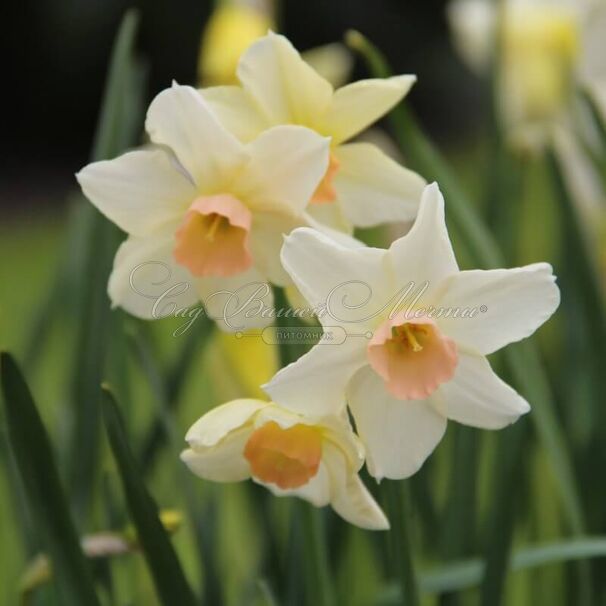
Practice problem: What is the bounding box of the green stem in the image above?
[302,506,335,606]
[387,482,419,606]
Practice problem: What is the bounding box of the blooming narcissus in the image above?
[264,183,560,480]
[447,0,606,148]
[201,32,426,234]
[181,399,389,530]
[77,82,333,331]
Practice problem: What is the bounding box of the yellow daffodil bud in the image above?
[198,2,273,86]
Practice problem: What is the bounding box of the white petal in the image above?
[184,399,267,448]
[234,125,330,214]
[347,366,447,480]
[263,337,368,416]
[108,232,199,320]
[435,263,560,355]
[196,266,275,332]
[439,352,530,429]
[304,203,353,235]
[200,85,268,143]
[334,143,425,227]
[77,149,194,236]
[145,82,247,190]
[280,227,391,329]
[181,428,251,482]
[388,183,459,299]
[322,76,416,144]
[325,443,389,530]
[237,32,333,125]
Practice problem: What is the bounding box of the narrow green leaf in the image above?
[0,352,100,606]
[440,427,478,560]
[91,9,145,162]
[545,150,606,411]
[346,31,586,540]
[479,422,527,606]
[386,482,419,606]
[100,386,197,606]
[127,325,221,605]
[138,315,214,475]
[67,9,146,518]
[302,506,335,606]
[374,536,606,601]
[256,579,280,606]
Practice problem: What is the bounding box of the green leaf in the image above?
[479,422,527,606]
[0,352,101,606]
[385,482,419,606]
[91,9,146,162]
[137,315,214,475]
[375,536,606,601]
[67,9,146,518]
[100,385,197,606]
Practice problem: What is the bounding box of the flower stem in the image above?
[302,505,335,606]
[387,481,419,606]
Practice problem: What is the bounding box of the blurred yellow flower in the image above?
[198,1,352,88]
[198,3,273,86]
[181,399,389,529]
[216,330,278,398]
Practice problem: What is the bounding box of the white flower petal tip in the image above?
[441,353,531,430]
[331,473,390,530]
[182,399,385,529]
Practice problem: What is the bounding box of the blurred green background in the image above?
[2,1,606,605]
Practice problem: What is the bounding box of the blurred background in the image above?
[2,0,605,605]
[2,0,478,221]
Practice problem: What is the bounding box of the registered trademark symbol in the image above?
[480,305,488,313]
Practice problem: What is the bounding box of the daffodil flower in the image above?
[448,0,606,148]
[201,32,426,233]
[77,82,332,331]
[181,398,389,530]
[264,183,560,480]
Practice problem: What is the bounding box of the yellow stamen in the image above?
[402,324,423,352]
[205,214,223,242]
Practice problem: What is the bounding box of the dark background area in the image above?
[2,0,482,214]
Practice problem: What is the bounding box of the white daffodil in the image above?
[264,183,560,481]
[181,398,389,530]
[77,82,332,331]
[447,0,606,148]
[201,32,426,234]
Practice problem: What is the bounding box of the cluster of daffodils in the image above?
[78,33,560,529]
